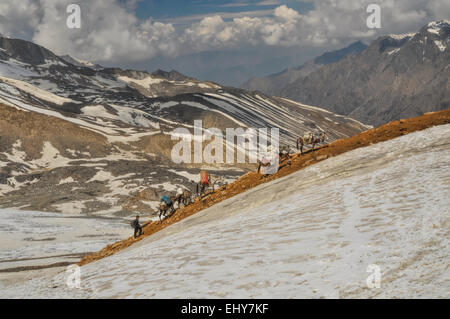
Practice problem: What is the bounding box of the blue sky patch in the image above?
[133,0,313,24]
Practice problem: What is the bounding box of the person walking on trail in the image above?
[197,170,211,195]
[131,215,143,238]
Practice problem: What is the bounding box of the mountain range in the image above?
[0,35,368,216]
[242,20,450,126]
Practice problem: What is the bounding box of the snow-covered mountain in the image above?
[0,35,369,216]
[243,20,450,126]
[0,35,368,141]
[2,123,448,298]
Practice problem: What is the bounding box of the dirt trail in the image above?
[79,109,450,266]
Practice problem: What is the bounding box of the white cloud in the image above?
[274,4,300,21]
[0,0,42,38]
[179,0,450,53]
[0,0,178,63]
[0,0,448,64]
[157,9,275,25]
[34,0,179,62]
[182,5,303,50]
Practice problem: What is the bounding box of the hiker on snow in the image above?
[131,215,143,238]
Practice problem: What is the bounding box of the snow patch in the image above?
[58,177,75,185]
[88,170,114,183]
[0,75,77,105]
[118,75,164,87]
[427,20,449,35]
[388,33,416,40]
[433,40,446,52]
[388,48,401,55]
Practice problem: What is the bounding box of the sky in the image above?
[132,0,313,24]
[0,0,449,85]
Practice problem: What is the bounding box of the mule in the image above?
[175,189,193,207]
[279,145,293,162]
[158,195,176,221]
[296,132,327,155]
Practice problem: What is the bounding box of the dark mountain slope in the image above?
[241,41,367,96]
[278,21,450,126]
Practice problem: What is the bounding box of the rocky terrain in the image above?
[242,20,450,127]
[0,35,369,217]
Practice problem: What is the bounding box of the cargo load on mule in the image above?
[175,187,193,207]
[158,194,176,221]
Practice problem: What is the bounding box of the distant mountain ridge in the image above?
[314,41,368,64]
[243,20,450,126]
[60,54,103,70]
[241,41,368,96]
[0,36,61,65]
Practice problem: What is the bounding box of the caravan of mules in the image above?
[157,171,224,221]
[155,131,327,223]
[158,190,194,221]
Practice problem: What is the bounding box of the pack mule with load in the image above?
[158,195,176,221]
[296,132,327,155]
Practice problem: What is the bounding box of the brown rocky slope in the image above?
[79,108,450,266]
